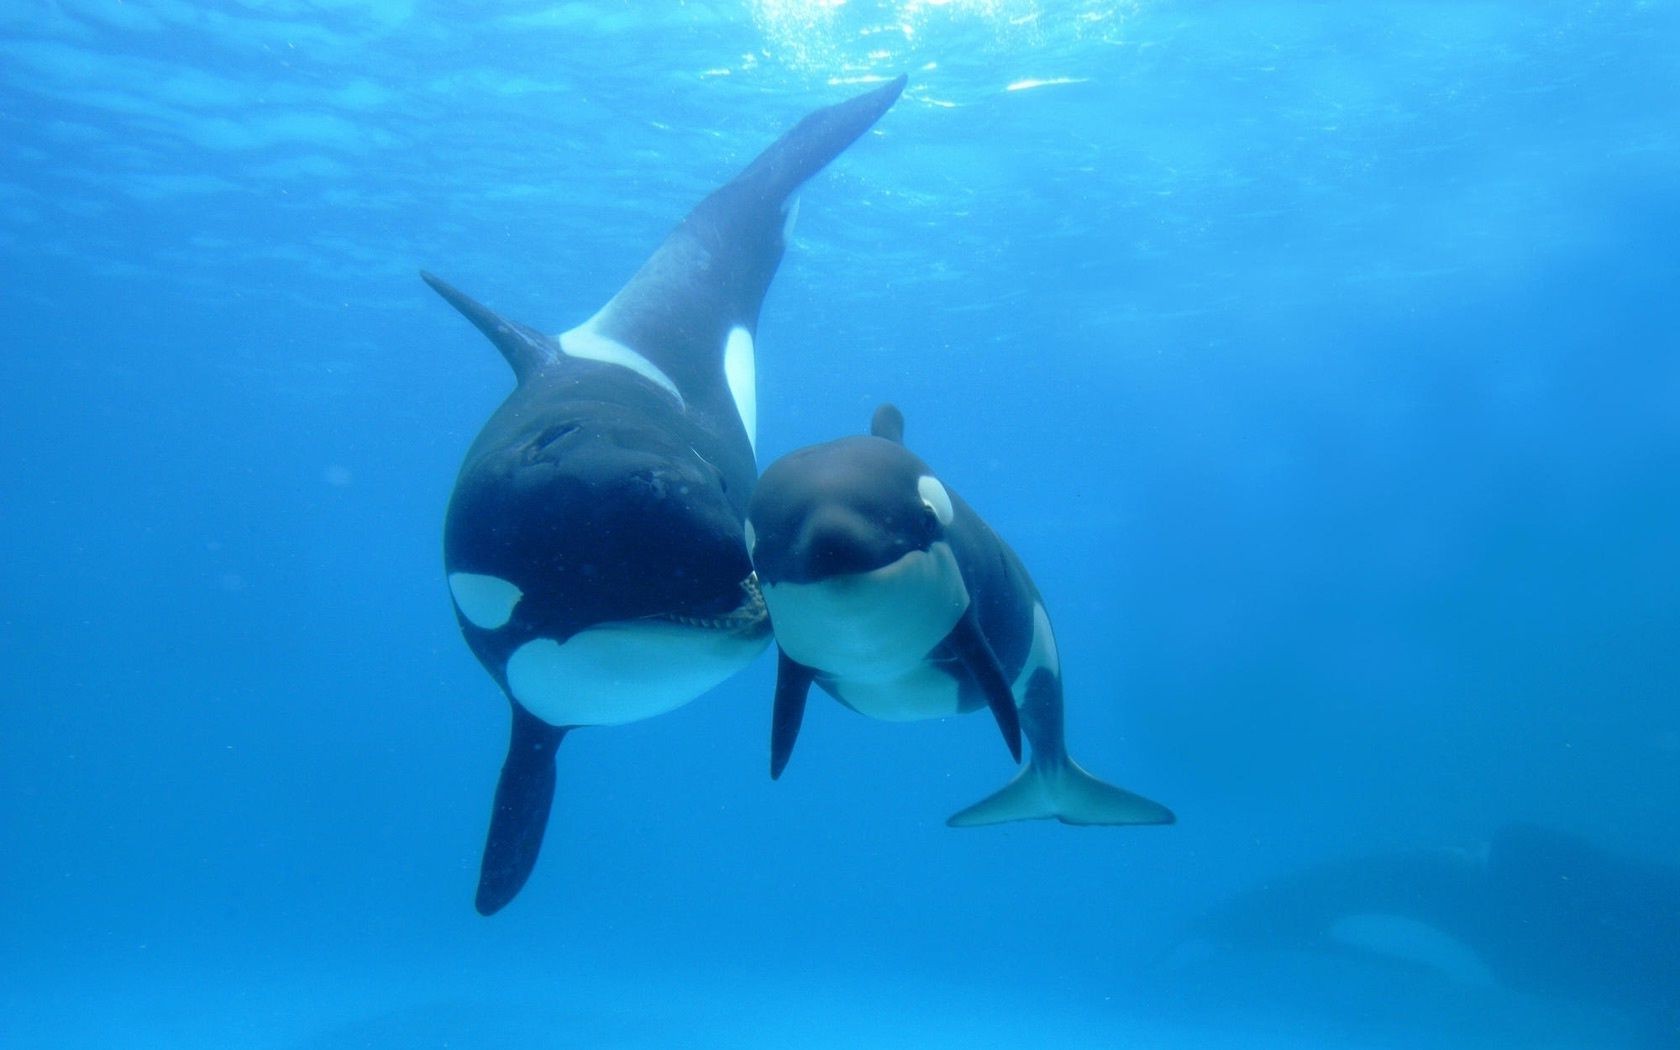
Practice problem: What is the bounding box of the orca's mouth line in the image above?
[653,573,768,633]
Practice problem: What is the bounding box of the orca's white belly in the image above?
[506,620,769,727]
[827,662,963,721]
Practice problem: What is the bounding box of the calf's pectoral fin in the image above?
[476,705,568,916]
[947,609,1023,763]
[770,646,816,779]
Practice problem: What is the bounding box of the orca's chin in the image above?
[504,577,771,728]
[760,542,969,680]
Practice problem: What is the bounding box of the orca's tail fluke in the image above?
[475,707,568,916]
[946,755,1175,828]
[672,73,907,290]
[579,76,908,402]
[727,74,908,209]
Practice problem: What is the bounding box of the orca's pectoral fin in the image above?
[948,610,1023,763]
[770,646,816,780]
[475,705,567,916]
[420,270,554,384]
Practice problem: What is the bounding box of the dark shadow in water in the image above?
[1157,824,1679,1048]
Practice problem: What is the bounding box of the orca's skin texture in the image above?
[425,77,907,915]
[747,404,1175,829]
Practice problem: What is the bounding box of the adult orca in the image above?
[745,404,1175,828]
[1178,824,1680,1044]
[424,77,907,915]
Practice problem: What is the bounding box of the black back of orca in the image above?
[424,78,906,915]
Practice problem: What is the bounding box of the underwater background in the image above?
[3,1,1677,1047]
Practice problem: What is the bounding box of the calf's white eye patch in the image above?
[744,519,757,557]
[918,475,954,525]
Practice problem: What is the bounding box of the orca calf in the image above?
[746,404,1175,828]
[425,78,906,915]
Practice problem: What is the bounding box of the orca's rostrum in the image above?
[424,77,906,915]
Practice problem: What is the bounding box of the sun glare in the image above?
[746,0,1136,83]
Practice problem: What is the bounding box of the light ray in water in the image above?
[747,0,1139,75]
[1005,75,1092,91]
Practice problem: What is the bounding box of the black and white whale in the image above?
[1174,824,1680,1045]
[745,404,1175,828]
[424,77,907,915]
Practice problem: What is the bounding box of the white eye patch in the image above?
[918,475,954,526]
[744,519,758,557]
[448,572,522,630]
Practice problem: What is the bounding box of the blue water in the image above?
[4,2,1678,1047]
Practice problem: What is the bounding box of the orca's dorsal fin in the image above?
[870,403,905,443]
[421,270,555,384]
[585,77,908,411]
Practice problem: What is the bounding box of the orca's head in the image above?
[746,410,968,678]
[443,407,770,725]
[747,435,952,585]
